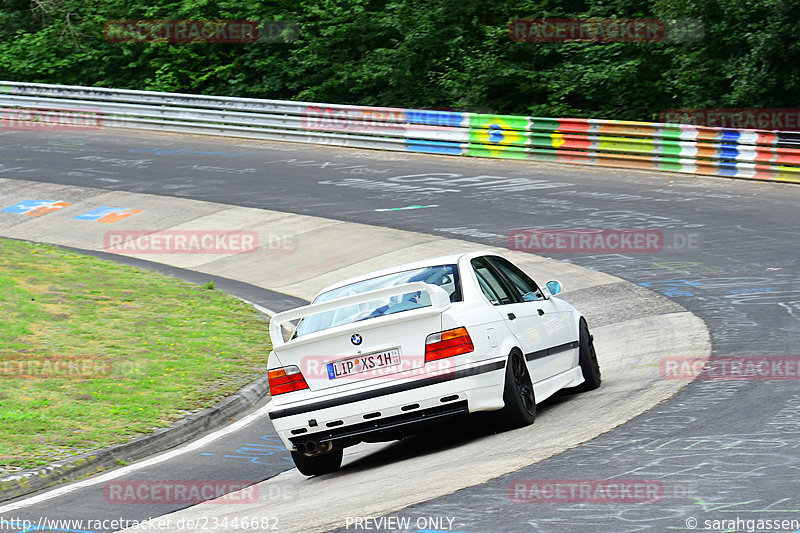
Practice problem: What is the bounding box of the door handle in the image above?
[507,313,516,320]
[537,309,545,316]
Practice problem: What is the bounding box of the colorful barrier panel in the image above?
[2,81,799,183]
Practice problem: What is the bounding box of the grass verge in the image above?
[0,238,271,473]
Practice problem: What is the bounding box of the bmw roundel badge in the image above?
[351,334,362,346]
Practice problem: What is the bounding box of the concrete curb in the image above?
[0,373,269,503]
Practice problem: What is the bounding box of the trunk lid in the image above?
[269,282,450,393]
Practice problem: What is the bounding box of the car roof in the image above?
[314,250,499,297]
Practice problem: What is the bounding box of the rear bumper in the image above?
[269,358,507,450]
[292,400,470,450]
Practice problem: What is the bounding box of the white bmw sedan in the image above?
[267,251,600,476]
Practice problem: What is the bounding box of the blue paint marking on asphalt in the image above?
[72,207,139,222]
[1,200,66,214]
[201,452,213,455]
[72,207,122,220]
[222,434,293,466]
[639,279,705,297]
[639,279,703,287]
[727,287,773,294]
[2,200,43,213]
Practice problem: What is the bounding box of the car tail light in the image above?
[425,327,474,363]
[268,365,309,395]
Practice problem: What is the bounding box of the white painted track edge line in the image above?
[0,400,275,513]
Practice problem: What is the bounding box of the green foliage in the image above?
[0,0,796,120]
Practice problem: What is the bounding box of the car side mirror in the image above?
[545,280,562,296]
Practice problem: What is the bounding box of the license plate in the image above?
[327,348,401,379]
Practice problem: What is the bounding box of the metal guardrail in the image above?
[1,81,799,183]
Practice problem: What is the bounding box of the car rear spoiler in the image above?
[269,282,451,349]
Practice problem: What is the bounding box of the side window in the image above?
[488,256,544,301]
[471,258,514,305]
[475,270,500,304]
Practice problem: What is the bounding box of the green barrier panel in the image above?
[467,114,529,158]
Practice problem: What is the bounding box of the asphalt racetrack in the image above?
[1,128,798,532]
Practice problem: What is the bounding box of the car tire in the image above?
[291,448,343,476]
[496,349,536,430]
[563,317,601,394]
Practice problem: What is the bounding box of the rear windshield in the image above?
[292,264,461,338]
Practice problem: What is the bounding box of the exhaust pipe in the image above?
[295,440,334,456]
[295,440,318,454]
